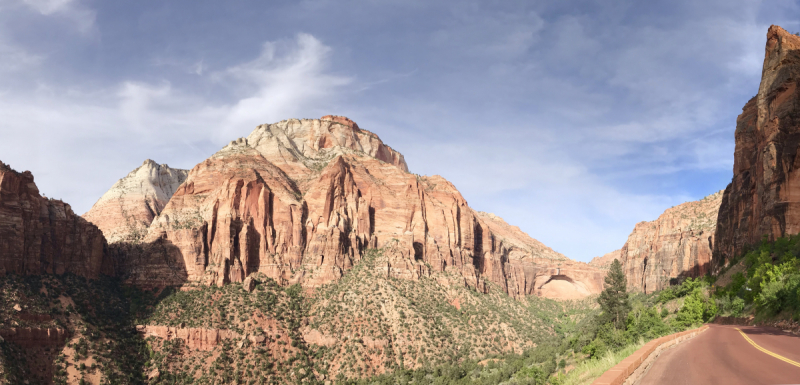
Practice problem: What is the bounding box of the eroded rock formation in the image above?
[0,161,109,278]
[715,26,800,265]
[117,116,602,299]
[619,191,723,293]
[83,160,188,243]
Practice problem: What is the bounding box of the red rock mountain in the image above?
[0,161,109,278]
[715,26,800,265]
[589,249,621,270]
[107,116,603,299]
[83,160,188,243]
[595,192,723,293]
[618,191,723,293]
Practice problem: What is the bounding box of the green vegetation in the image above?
[137,278,318,384]
[2,240,760,385]
[597,260,630,329]
[713,235,800,321]
[0,274,149,384]
[349,256,712,385]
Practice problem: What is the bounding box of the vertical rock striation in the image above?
[116,116,603,298]
[83,160,188,243]
[715,26,800,266]
[619,191,723,293]
[0,161,109,278]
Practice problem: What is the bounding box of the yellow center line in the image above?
[735,327,800,368]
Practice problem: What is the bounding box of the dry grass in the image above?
[553,340,645,385]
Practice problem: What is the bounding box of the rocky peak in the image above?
[83,160,189,243]
[242,116,408,182]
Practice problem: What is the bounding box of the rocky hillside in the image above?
[715,26,800,266]
[0,116,606,383]
[613,191,723,293]
[110,115,603,300]
[134,250,565,382]
[0,161,109,279]
[83,160,188,243]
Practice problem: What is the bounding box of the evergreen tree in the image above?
[598,259,630,329]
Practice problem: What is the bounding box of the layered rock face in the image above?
[83,160,188,243]
[119,116,602,298]
[620,191,723,293]
[715,26,800,265]
[0,161,109,278]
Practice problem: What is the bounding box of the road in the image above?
[639,325,800,384]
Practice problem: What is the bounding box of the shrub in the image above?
[657,288,676,303]
[730,297,745,316]
[674,288,706,328]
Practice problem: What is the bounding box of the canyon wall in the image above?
[83,160,188,243]
[589,249,620,270]
[614,191,723,293]
[110,116,603,299]
[715,26,800,266]
[0,161,109,279]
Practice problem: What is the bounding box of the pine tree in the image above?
[598,259,630,329]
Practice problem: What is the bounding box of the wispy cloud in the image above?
[22,0,96,33]
[0,0,795,262]
[0,32,349,215]
[218,33,352,140]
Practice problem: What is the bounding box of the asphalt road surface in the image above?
[639,325,800,384]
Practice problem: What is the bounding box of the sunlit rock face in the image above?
[114,116,603,298]
[715,26,800,266]
[618,192,723,293]
[83,160,188,243]
[0,161,109,279]
[589,249,621,270]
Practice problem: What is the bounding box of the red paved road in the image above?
[639,325,800,384]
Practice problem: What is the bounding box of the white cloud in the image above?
[22,0,95,33]
[219,33,351,140]
[0,33,350,215]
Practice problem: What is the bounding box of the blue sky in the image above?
[0,0,798,261]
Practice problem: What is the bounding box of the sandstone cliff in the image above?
[83,160,188,243]
[118,116,603,299]
[589,249,621,270]
[0,161,109,278]
[715,26,800,266]
[619,191,723,293]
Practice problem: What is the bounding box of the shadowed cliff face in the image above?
[715,26,800,266]
[0,161,109,279]
[113,116,603,299]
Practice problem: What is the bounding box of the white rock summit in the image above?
[83,160,189,243]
